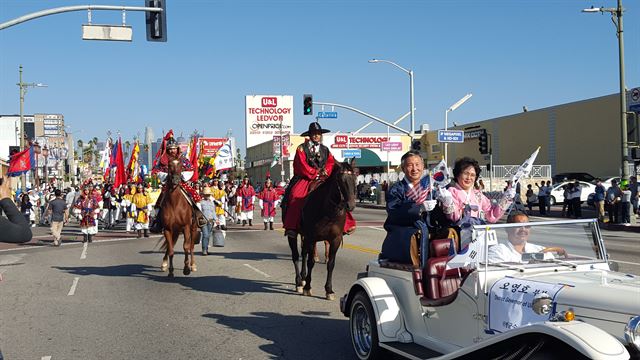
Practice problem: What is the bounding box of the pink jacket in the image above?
[443,183,509,224]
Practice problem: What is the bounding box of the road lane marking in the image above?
[67,277,79,296]
[343,243,380,255]
[367,226,385,231]
[80,242,88,259]
[41,356,52,360]
[243,263,271,278]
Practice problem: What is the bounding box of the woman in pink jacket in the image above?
[438,157,515,246]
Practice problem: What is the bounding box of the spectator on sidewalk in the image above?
[65,187,77,222]
[571,180,582,218]
[545,181,552,213]
[535,182,547,215]
[46,189,68,246]
[525,184,536,214]
[0,175,32,243]
[630,176,639,216]
[606,180,622,224]
[562,184,572,218]
[594,179,606,222]
[620,180,632,225]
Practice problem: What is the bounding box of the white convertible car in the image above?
[340,219,640,360]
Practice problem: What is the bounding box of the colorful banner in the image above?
[199,137,227,157]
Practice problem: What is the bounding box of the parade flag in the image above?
[270,153,279,168]
[511,147,540,185]
[113,138,127,188]
[406,175,431,204]
[188,136,199,181]
[431,159,450,188]
[213,139,234,171]
[127,141,140,182]
[7,146,35,177]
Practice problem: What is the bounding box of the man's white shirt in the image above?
[488,241,545,263]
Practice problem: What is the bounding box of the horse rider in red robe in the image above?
[151,131,206,233]
[282,121,356,242]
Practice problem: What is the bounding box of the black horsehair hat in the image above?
[301,121,331,137]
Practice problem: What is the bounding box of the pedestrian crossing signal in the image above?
[303,94,313,115]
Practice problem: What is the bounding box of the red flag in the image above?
[8,146,34,177]
[113,138,127,188]
[189,136,199,181]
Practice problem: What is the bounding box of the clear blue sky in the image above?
[1,0,638,151]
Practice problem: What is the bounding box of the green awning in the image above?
[356,148,385,167]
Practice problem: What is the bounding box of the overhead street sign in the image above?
[317,111,338,119]
[342,149,361,158]
[438,130,465,143]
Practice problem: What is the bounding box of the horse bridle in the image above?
[336,168,355,210]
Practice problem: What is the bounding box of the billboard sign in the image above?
[330,135,391,149]
[245,95,294,148]
[199,137,227,157]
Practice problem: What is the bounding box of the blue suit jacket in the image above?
[380,177,430,263]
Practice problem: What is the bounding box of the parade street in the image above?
[0,206,638,359]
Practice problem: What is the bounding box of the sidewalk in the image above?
[356,202,640,233]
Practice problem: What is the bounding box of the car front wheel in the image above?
[350,291,387,360]
[549,196,556,206]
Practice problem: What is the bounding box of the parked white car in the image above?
[341,219,639,359]
[548,181,596,205]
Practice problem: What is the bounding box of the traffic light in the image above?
[478,131,489,154]
[8,146,20,158]
[303,94,313,115]
[146,0,167,42]
[411,139,421,151]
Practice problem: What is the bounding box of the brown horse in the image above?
[160,159,199,277]
[298,159,357,300]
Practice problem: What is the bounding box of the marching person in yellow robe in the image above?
[131,183,152,238]
[211,178,227,230]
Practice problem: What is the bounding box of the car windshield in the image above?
[470,219,605,267]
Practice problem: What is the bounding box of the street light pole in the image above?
[583,1,628,180]
[444,93,473,165]
[369,59,415,135]
[17,65,47,190]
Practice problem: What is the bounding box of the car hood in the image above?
[524,270,640,316]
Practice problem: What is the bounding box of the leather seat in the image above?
[424,238,465,301]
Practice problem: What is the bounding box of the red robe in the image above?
[258,187,280,217]
[237,185,256,211]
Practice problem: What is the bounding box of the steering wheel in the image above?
[539,247,568,258]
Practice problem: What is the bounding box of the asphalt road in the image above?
[0,206,637,359]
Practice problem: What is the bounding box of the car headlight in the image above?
[624,315,640,350]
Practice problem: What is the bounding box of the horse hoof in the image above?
[303,289,312,296]
[191,265,197,272]
[313,256,320,263]
[301,280,306,287]
[183,267,191,276]
[296,286,304,294]
[161,263,168,272]
[326,293,336,301]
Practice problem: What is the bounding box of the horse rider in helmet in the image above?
[151,131,207,232]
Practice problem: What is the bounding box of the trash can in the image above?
[377,190,386,206]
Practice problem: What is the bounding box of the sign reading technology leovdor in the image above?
[245,95,294,148]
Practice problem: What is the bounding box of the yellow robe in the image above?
[212,188,226,216]
[132,193,151,223]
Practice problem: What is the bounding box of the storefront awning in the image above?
[355,148,385,167]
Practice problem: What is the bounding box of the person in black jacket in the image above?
[0,175,32,243]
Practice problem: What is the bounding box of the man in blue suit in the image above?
[381,151,437,267]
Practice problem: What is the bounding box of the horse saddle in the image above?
[307,177,327,193]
